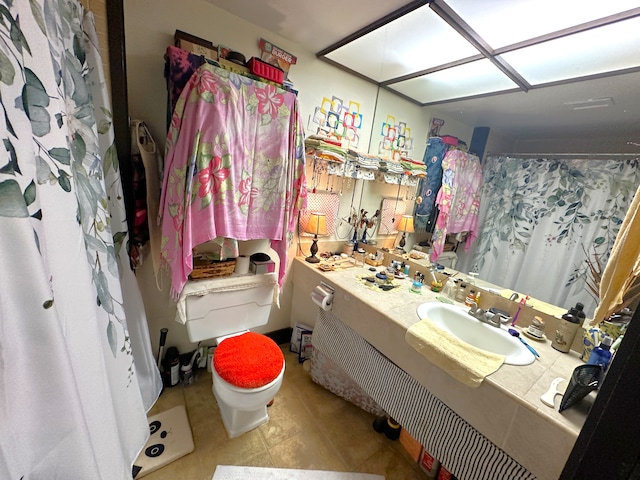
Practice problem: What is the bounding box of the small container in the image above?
[343,241,354,256]
[455,283,467,303]
[552,306,581,353]
[464,289,477,307]
[587,336,613,369]
[411,280,422,293]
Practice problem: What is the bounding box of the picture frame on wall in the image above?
[429,118,445,137]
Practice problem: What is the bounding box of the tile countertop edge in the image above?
[294,259,588,445]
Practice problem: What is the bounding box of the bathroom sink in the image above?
[416,303,535,366]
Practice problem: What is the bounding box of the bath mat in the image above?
[212,465,385,479]
[132,404,194,478]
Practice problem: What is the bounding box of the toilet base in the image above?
[212,385,271,438]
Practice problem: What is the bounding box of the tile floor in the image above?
[143,345,429,480]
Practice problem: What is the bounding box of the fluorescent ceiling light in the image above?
[446,0,640,48]
[500,16,640,85]
[389,59,517,104]
[324,4,480,82]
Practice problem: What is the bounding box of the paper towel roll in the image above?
[235,255,250,274]
[311,285,333,311]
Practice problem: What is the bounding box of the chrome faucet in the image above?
[468,302,502,328]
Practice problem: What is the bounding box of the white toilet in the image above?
[182,273,285,438]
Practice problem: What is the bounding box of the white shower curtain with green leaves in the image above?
[0,1,161,478]
[458,156,640,317]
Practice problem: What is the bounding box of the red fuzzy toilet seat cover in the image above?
[213,332,284,388]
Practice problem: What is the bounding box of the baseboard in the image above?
[266,327,292,346]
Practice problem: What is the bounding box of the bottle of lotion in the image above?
[552,306,580,353]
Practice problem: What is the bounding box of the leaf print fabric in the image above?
[160,63,306,298]
[0,1,154,477]
[466,156,639,316]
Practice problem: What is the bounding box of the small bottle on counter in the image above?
[455,282,467,303]
[587,335,613,369]
[464,289,477,307]
[552,304,581,353]
[442,278,457,300]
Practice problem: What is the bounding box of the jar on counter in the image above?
[455,283,467,303]
[464,289,477,307]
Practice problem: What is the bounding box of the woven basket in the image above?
[189,257,236,280]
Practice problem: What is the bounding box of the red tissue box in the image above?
[248,57,284,84]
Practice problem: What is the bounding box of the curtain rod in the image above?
[488,152,639,157]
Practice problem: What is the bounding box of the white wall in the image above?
[123,0,476,353]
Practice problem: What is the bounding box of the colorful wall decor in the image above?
[378,115,413,161]
[308,96,363,148]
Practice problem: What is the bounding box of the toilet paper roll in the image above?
[311,285,333,311]
[234,255,250,275]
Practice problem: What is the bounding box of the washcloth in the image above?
[175,273,278,325]
[405,319,505,388]
[592,184,640,324]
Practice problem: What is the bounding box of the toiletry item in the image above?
[464,289,477,307]
[455,282,467,303]
[508,328,540,358]
[163,346,180,387]
[587,336,613,369]
[442,279,457,300]
[475,291,481,304]
[403,262,410,276]
[411,280,422,293]
[552,305,581,353]
[527,316,546,338]
[510,296,529,326]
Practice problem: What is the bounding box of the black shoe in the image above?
[384,417,401,440]
[372,415,387,433]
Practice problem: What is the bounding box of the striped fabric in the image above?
[312,309,536,480]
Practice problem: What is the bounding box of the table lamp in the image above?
[397,215,414,251]
[305,212,327,263]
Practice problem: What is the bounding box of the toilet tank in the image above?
[183,273,277,343]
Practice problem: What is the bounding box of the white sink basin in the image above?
[416,302,535,366]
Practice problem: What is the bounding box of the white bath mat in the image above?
[212,465,385,479]
[132,404,194,478]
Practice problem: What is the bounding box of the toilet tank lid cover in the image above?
[213,332,284,388]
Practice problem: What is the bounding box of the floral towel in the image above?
[160,63,306,298]
[430,150,482,261]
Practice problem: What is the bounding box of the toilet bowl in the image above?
[181,271,283,438]
[212,331,285,438]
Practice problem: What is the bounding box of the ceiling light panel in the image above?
[445,0,640,49]
[389,59,518,104]
[323,4,480,83]
[500,17,640,85]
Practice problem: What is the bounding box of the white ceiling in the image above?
[205,0,640,144]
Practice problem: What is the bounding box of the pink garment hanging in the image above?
[159,64,307,298]
[430,150,482,261]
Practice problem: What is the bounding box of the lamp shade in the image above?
[397,215,414,233]
[305,213,327,236]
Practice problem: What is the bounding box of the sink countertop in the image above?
[295,258,590,480]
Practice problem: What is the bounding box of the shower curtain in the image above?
[458,155,640,317]
[0,1,161,478]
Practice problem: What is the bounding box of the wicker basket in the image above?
[189,256,237,280]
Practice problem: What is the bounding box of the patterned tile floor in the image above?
[143,345,428,480]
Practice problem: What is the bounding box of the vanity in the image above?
[291,257,592,480]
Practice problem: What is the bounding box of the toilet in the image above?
[182,273,284,438]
